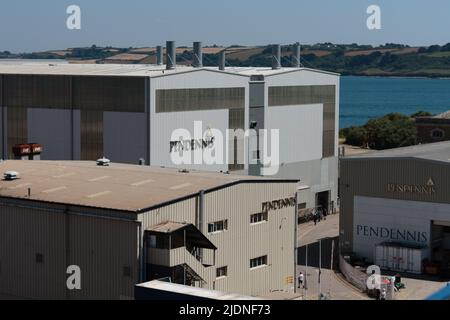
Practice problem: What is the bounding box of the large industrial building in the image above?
[0,42,340,214]
[340,141,450,275]
[0,160,298,299]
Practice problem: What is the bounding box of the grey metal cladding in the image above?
[2,75,146,113]
[339,157,450,254]
[4,75,72,109]
[268,85,336,158]
[155,87,245,113]
[268,85,335,107]
[80,110,103,161]
[72,76,145,112]
[28,108,73,160]
[7,106,27,158]
[249,82,265,107]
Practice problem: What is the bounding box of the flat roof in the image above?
[0,62,339,78]
[136,280,263,300]
[343,141,450,163]
[0,161,297,213]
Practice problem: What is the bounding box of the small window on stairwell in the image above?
[208,219,228,234]
[216,266,228,279]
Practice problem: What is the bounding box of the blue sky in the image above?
[1,0,449,52]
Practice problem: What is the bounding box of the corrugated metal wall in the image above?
[0,200,139,300]
[340,158,450,254]
[140,181,297,297]
[0,75,146,161]
[204,182,297,296]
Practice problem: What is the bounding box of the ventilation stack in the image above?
[272,44,281,70]
[219,50,226,71]
[156,46,163,65]
[293,42,301,68]
[193,42,203,68]
[166,41,176,70]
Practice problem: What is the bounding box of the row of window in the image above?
[215,255,269,279]
[208,212,269,234]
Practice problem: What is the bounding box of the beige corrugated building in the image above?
[0,160,298,299]
[340,141,450,274]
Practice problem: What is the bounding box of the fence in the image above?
[339,255,368,292]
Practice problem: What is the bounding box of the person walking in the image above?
[298,272,304,289]
[313,210,318,225]
[380,288,387,300]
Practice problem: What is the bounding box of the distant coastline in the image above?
[2,42,450,78]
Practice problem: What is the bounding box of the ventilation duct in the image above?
[219,50,226,71]
[166,41,176,70]
[156,46,163,65]
[272,44,281,70]
[193,42,203,68]
[293,42,301,68]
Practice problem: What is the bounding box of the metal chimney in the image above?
[272,44,281,70]
[293,42,301,68]
[166,41,176,70]
[219,50,226,71]
[156,46,163,65]
[193,42,203,68]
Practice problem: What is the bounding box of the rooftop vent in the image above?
[4,171,20,181]
[156,46,163,66]
[193,42,203,68]
[272,44,281,70]
[218,50,226,71]
[166,41,176,70]
[292,42,301,68]
[96,158,111,167]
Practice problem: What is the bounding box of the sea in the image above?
[340,76,450,129]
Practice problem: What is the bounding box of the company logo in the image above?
[387,178,436,195]
[170,121,280,175]
[262,197,296,212]
[170,137,215,153]
[356,225,428,243]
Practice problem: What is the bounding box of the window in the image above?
[123,266,132,278]
[216,266,228,278]
[250,255,268,269]
[431,129,445,139]
[250,212,268,224]
[36,253,44,264]
[208,220,228,233]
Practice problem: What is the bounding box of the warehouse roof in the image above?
[344,141,450,163]
[136,280,263,300]
[0,161,297,213]
[0,62,339,78]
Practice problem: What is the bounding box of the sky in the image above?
[0,0,449,53]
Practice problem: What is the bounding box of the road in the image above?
[296,213,369,300]
[297,213,449,300]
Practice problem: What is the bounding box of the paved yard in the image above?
[296,213,448,300]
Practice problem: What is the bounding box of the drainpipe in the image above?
[199,190,205,263]
[294,191,298,294]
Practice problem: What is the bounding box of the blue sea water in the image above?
[340,76,450,129]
